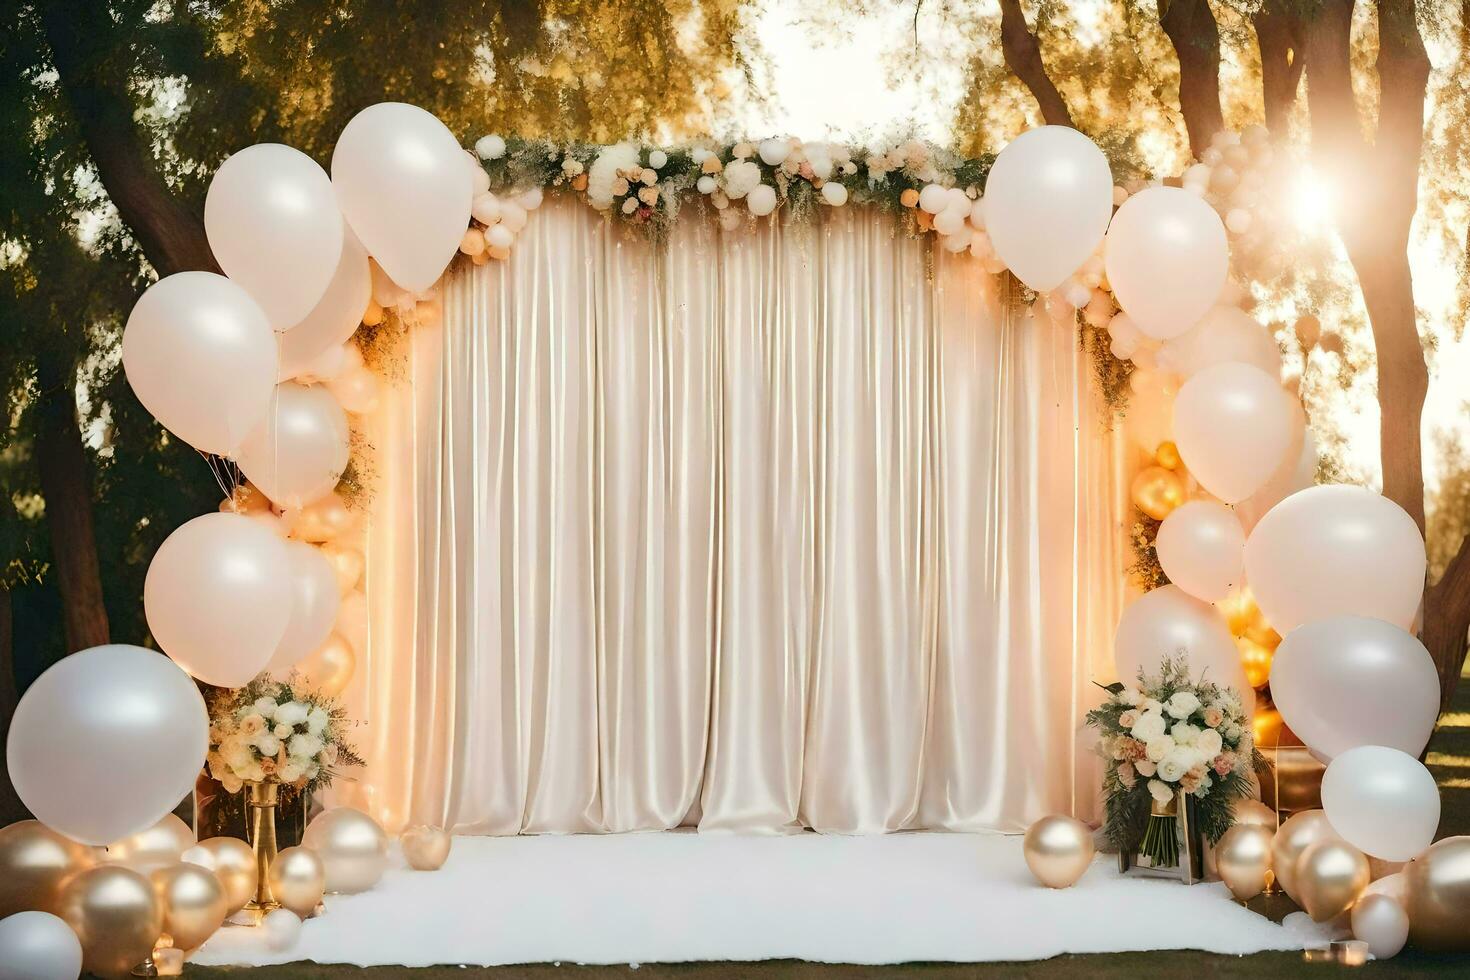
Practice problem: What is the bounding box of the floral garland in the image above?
[1086,656,1265,859]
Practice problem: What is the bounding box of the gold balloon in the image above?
[1232,798,1278,830]
[0,819,98,917]
[1271,809,1336,899]
[194,837,258,917]
[1237,636,1273,690]
[320,542,365,594]
[58,864,164,979]
[150,863,227,952]
[268,846,327,918]
[1022,815,1095,889]
[285,491,357,543]
[1130,465,1186,521]
[299,633,356,697]
[105,813,196,872]
[302,807,388,894]
[1215,824,1273,901]
[1295,839,1369,922]
[1153,440,1182,471]
[401,825,452,871]
[1405,836,1470,951]
[219,481,271,515]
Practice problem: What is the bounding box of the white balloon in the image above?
[6,646,208,845]
[235,383,351,509]
[983,126,1113,291]
[278,227,371,382]
[1154,501,1245,601]
[1113,585,1247,692]
[1172,362,1299,503]
[1350,893,1408,959]
[122,272,277,456]
[821,181,848,206]
[1234,427,1317,533]
[0,910,84,980]
[1271,617,1440,760]
[331,103,472,292]
[747,184,778,216]
[145,512,294,687]
[918,183,948,214]
[205,143,344,330]
[1105,186,1228,339]
[1158,305,1283,379]
[262,909,303,952]
[1243,485,1426,634]
[267,541,343,673]
[1322,746,1440,862]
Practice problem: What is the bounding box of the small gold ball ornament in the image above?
[1022,815,1095,889]
[401,825,452,871]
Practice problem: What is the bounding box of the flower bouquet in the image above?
[1086,656,1266,870]
[206,676,362,794]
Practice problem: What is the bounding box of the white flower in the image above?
[648,149,667,169]
[690,147,711,164]
[1165,691,1201,719]
[1170,723,1201,746]
[306,707,329,735]
[1196,728,1223,758]
[273,723,292,739]
[254,733,280,758]
[1141,698,1163,714]
[221,737,253,769]
[1117,688,1143,707]
[804,142,834,181]
[1147,779,1173,804]
[722,159,762,200]
[279,762,304,784]
[475,134,506,161]
[1131,711,1166,742]
[288,732,324,761]
[696,175,716,194]
[1158,746,1198,782]
[250,697,277,720]
[1145,735,1174,763]
[274,701,310,727]
[587,142,640,210]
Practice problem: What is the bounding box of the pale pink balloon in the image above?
[1270,616,1439,760]
[331,103,472,292]
[1243,485,1425,633]
[278,227,372,381]
[1322,746,1440,862]
[144,513,293,687]
[205,144,344,329]
[1113,584,1246,692]
[1172,362,1300,503]
[235,383,351,509]
[121,272,276,456]
[1104,186,1228,340]
[982,126,1114,291]
[1158,305,1283,379]
[325,366,380,415]
[266,541,343,673]
[1154,501,1245,602]
[1234,427,1317,533]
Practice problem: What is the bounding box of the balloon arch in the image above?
[3,103,1452,967]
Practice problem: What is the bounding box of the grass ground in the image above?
[187,669,1470,979]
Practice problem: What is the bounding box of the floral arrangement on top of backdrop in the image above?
[206,676,363,795]
[1087,656,1265,866]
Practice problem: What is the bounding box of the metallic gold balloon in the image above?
[57,864,164,979]
[299,633,356,697]
[1022,815,1095,889]
[320,542,365,594]
[1295,839,1369,922]
[150,863,227,952]
[401,825,452,871]
[1232,798,1278,830]
[1237,635,1272,690]
[1215,824,1273,901]
[284,491,356,543]
[1154,440,1182,470]
[1271,809,1336,899]
[302,807,388,894]
[267,846,326,918]
[193,837,257,917]
[1405,836,1470,951]
[105,813,196,872]
[1351,893,1409,959]
[1130,465,1186,520]
[0,819,98,917]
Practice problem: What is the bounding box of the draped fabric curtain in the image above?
[335,195,1128,836]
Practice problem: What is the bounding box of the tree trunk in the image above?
[1252,0,1306,136]
[998,0,1074,128]
[1157,0,1224,157]
[35,350,110,653]
[0,586,26,824]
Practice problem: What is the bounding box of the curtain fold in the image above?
[337,195,1126,836]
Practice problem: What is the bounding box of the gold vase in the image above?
[238,780,281,923]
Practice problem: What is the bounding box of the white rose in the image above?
[250,697,277,720]
[1131,711,1167,742]
[1158,746,1196,782]
[1196,728,1223,757]
[306,707,329,735]
[1165,691,1201,719]
[1147,779,1173,804]
[586,142,640,210]
[273,723,292,739]
[1118,688,1143,707]
[279,763,304,784]
[288,732,324,761]
[254,733,280,757]
[1145,735,1174,763]
[1170,723,1201,746]
[1141,698,1163,714]
[722,159,762,200]
[274,701,310,727]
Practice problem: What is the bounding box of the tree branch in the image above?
[1252,0,1306,136]
[1157,0,1224,157]
[40,0,218,276]
[998,0,1074,128]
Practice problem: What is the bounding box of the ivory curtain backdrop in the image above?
[334,196,1129,836]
